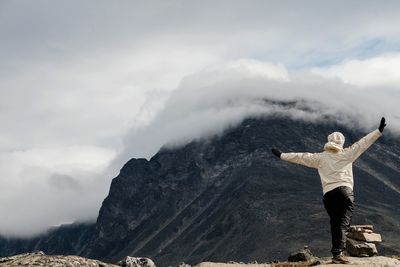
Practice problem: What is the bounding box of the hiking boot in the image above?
[332,253,350,264]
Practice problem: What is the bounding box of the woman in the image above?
[271,117,386,264]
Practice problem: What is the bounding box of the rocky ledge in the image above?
[0,251,155,267]
[0,251,117,266]
[0,251,399,267]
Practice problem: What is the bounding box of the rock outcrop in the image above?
[0,251,118,267]
[287,246,320,265]
[0,252,158,267]
[117,256,156,267]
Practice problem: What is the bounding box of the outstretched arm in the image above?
[344,117,386,162]
[271,148,320,169]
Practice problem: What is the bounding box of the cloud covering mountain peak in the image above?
[121,58,399,161]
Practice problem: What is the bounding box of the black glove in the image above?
[271,148,282,158]
[379,117,386,132]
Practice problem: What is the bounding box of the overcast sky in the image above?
[1,0,400,237]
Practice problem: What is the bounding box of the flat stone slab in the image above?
[347,232,382,243]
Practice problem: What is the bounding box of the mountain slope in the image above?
[83,115,400,266]
[0,222,95,257]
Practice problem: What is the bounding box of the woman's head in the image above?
[324,132,345,152]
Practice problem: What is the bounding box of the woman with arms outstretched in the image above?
[271,117,386,264]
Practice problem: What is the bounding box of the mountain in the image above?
[84,114,400,266]
[0,222,94,257]
[1,107,400,267]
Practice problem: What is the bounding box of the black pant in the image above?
[323,186,354,256]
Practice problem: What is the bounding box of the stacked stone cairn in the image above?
[346,225,382,257]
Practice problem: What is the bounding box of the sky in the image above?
[1,0,400,237]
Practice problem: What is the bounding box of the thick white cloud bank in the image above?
[120,58,400,162]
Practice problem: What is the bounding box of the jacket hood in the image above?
[324,132,345,152]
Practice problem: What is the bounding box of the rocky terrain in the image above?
[0,251,156,267]
[0,251,399,267]
[198,256,400,267]
[0,251,117,267]
[1,101,400,266]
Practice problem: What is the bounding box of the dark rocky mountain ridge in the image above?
[0,222,95,257]
[1,110,399,266]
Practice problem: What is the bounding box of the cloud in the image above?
[0,21,221,237]
[0,44,218,236]
[0,146,115,237]
[119,58,400,163]
[312,53,400,87]
[3,1,400,70]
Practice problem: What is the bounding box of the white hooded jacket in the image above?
[281,129,382,194]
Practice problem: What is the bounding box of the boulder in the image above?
[117,256,156,267]
[346,238,378,257]
[287,246,315,262]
